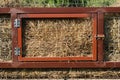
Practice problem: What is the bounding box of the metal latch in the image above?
[95,34,105,40]
[14,47,20,56]
[14,19,20,28]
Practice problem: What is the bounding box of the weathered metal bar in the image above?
[0,62,119,68]
[10,8,97,13]
[0,8,10,13]
[19,14,91,18]
[18,57,93,61]
[18,13,96,61]
[9,7,120,14]
[0,8,120,14]
[92,13,97,60]
[11,13,18,62]
[97,11,104,61]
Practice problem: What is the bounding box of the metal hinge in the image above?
[14,19,20,28]
[95,34,105,40]
[14,47,20,56]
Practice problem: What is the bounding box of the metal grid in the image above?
[0,15,12,62]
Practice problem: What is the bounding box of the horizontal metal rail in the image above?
[1,7,120,14]
[0,62,120,68]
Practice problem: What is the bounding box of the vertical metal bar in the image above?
[17,17,23,59]
[11,13,18,62]
[17,18,22,48]
[92,13,97,60]
[97,11,104,61]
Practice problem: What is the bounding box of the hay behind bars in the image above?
[0,15,12,62]
[104,13,120,61]
[23,18,92,57]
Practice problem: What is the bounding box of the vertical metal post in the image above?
[11,12,18,62]
[97,10,104,62]
[92,13,97,60]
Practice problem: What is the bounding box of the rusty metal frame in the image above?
[0,7,120,68]
[17,13,97,61]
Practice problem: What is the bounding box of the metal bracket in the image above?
[95,34,105,40]
[14,47,20,56]
[14,19,20,28]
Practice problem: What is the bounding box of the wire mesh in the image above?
[104,13,120,61]
[0,15,12,62]
[22,18,93,57]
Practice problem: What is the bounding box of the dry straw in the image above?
[0,15,12,62]
[0,68,119,79]
[104,13,120,61]
[23,18,92,57]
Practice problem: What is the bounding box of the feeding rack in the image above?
[0,7,120,68]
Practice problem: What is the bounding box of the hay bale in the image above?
[104,13,120,61]
[0,68,119,79]
[23,18,92,57]
[0,0,14,7]
[0,15,12,62]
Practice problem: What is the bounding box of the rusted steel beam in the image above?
[0,8,10,13]
[0,7,120,14]
[101,7,120,12]
[18,56,94,61]
[97,11,104,61]
[0,62,119,68]
[10,8,97,13]
[19,14,91,18]
[9,7,120,14]
[18,13,96,61]
[92,14,97,60]
[11,13,18,62]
